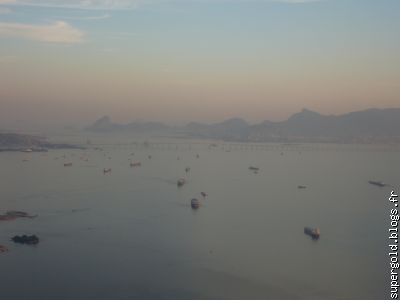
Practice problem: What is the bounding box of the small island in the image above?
[0,133,84,152]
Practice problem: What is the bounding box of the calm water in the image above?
[0,135,397,300]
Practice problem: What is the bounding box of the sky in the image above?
[0,0,399,129]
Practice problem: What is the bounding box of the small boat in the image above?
[298,185,307,189]
[21,148,33,153]
[249,166,259,171]
[304,227,320,240]
[177,178,186,187]
[191,198,200,209]
[64,162,72,167]
[0,245,9,253]
[5,211,37,218]
[201,192,207,198]
[368,180,386,187]
[103,168,112,174]
[11,235,39,245]
[130,162,141,167]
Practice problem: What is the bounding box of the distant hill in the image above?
[0,133,45,148]
[184,118,249,140]
[0,133,83,151]
[246,108,400,142]
[86,116,168,132]
[87,108,400,143]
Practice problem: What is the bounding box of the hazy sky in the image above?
[0,0,399,129]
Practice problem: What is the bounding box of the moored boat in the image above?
[176,178,186,187]
[368,180,386,187]
[191,198,200,209]
[177,178,186,187]
[5,211,37,218]
[11,235,39,245]
[304,227,320,240]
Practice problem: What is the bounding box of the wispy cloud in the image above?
[108,31,140,39]
[0,7,12,13]
[0,55,17,63]
[0,21,84,43]
[102,47,119,53]
[274,0,325,3]
[56,13,111,20]
[0,0,16,4]
[0,0,326,10]
[2,0,137,10]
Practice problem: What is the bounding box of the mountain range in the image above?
[86,108,400,143]
[86,116,168,132]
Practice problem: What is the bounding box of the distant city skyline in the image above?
[0,0,399,130]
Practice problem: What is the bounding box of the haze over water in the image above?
[0,133,396,300]
[1,0,399,298]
